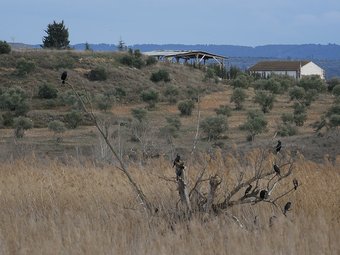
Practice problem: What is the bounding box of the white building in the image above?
[248,61,325,79]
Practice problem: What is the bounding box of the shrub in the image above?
[253,79,283,94]
[332,84,340,97]
[254,90,275,113]
[64,110,83,129]
[293,103,307,126]
[150,69,171,83]
[178,100,195,116]
[146,56,157,66]
[87,67,107,81]
[230,88,247,110]
[16,58,36,76]
[298,75,326,92]
[0,40,11,54]
[48,120,66,134]
[231,74,250,88]
[159,116,181,142]
[228,66,241,79]
[201,115,228,140]
[131,108,147,122]
[281,113,295,124]
[38,83,58,99]
[13,116,33,138]
[0,87,29,116]
[141,89,159,109]
[277,123,298,137]
[164,85,179,104]
[96,94,113,112]
[289,86,305,101]
[327,77,340,92]
[240,110,267,141]
[214,105,232,116]
[304,89,318,107]
[119,52,145,69]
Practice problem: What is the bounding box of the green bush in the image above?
[48,120,66,134]
[159,116,181,142]
[38,83,58,99]
[289,86,305,101]
[87,67,107,81]
[0,40,11,54]
[293,103,307,126]
[0,87,29,116]
[304,89,318,107]
[231,74,250,88]
[214,105,232,116]
[164,85,179,104]
[201,115,228,140]
[327,77,340,92]
[165,116,181,130]
[131,108,147,122]
[64,110,83,129]
[277,123,298,137]
[178,100,195,116]
[150,69,171,83]
[240,110,267,141]
[298,75,326,92]
[96,94,113,112]
[16,58,36,76]
[146,56,157,66]
[13,116,33,138]
[231,88,247,110]
[119,53,145,69]
[281,113,295,124]
[141,89,159,109]
[254,90,275,113]
[332,84,340,97]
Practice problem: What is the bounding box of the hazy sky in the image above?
[2,0,340,46]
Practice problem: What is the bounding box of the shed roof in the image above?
[249,61,310,71]
[143,50,227,60]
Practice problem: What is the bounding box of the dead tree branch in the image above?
[67,81,152,214]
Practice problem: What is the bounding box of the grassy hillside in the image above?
[0,49,339,254]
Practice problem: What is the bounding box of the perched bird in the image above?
[61,71,67,84]
[273,164,281,176]
[175,162,185,181]
[275,140,282,154]
[173,154,180,167]
[293,178,299,190]
[244,184,252,196]
[259,189,268,199]
[283,202,292,215]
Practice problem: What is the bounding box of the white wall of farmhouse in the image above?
[301,62,325,79]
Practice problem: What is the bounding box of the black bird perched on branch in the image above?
[175,162,185,181]
[61,71,67,84]
[293,178,299,190]
[244,184,252,196]
[275,140,282,154]
[173,154,180,167]
[259,190,268,199]
[283,202,292,215]
[273,164,281,176]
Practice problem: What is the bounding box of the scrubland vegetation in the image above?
[0,46,340,254]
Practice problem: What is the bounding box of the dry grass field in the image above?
[0,151,339,254]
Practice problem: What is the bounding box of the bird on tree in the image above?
[275,140,282,154]
[173,154,180,167]
[244,184,252,196]
[273,164,281,176]
[175,162,185,181]
[293,178,299,190]
[61,71,67,84]
[259,189,268,200]
[283,202,292,215]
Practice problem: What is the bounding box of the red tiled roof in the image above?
[248,61,310,71]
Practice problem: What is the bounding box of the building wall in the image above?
[252,70,298,79]
[301,62,325,79]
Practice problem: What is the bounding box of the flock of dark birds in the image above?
[172,140,298,217]
[60,71,297,219]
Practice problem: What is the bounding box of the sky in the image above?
[1,0,340,46]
